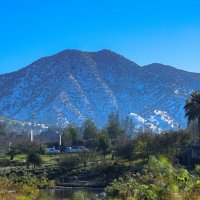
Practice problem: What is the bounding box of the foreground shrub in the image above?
[73,191,100,200]
[8,171,55,189]
[0,178,38,200]
[106,156,200,200]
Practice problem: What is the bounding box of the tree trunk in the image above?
[198,118,200,139]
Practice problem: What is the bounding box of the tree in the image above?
[96,130,111,156]
[82,119,98,140]
[7,146,16,160]
[184,91,200,138]
[107,112,125,140]
[0,123,6,136]
[15,140,43,168]
[133,132,155,158]
[121,116,135,139]
[188,119,199,139]
[63,125,81,146]
[16,140,41,154]
[115,140,134,162]
[27,153,42,168]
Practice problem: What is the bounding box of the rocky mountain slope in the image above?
[0,49,200,132]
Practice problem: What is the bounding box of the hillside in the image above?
[0,49,200,132]
[0,115,48,134]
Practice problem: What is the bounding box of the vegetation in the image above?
[107,112,125,140]
[1,92,200,199]
[73,191,98,200]
[82,119,98,140]
[96,131,111,156]
[106,156,200,200]
[59,154,80,170]
[27,153,42,168]
[0,178,38,200]
[62,125,81,146]
[185,91,200,138]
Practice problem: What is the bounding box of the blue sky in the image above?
[0,0,200,74]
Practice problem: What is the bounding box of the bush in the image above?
[115,140,134,162]
[7,171,55,189]
[79,150,99,168]
[195,164,200,175]
[106,156,200,200]
[59,154,80,170]
[0,178,38,200]
[73,191,98,200]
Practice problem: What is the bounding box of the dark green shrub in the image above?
[27,153,42,168]
[59,154,80,170]
[115,140,134,162]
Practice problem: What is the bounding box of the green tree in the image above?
[184,91,200,138]
[134,132,154,157]
[121,116,135,139]
[82,119,98,140]
[16,140,42,168]
[115,139,134,162]
[107,112,125,140]
[16,140,41,154]
[63,124,81,146]
[96,130,111,156]
[7,146,16,160]
[27,153,42,168]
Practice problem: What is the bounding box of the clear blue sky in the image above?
[0,0,200,74]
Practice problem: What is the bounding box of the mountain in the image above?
[0,115,49,135]
[0,49,200,132]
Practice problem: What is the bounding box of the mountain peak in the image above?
[53,49,118,57]
[97,49,114,53]
[1,49,200,132]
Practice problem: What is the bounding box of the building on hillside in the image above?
[179,140,200,166]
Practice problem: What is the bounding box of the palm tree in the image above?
[184,91,200,138]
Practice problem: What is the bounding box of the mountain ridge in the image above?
[0,49,199,132]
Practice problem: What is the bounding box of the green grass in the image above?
[13,154,26,162]
[41,154,60,165]
[0,153,9,160]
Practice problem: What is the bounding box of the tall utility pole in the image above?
[31,112,36,142]
[142,105,148,133]
[59,134,62,152]
[31,130,33,142]
[56,131,61,153]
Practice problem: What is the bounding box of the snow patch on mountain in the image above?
[130,112,146,123]
[129,110,181,133]
[154,110,180,129]
[0,49,200,132]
